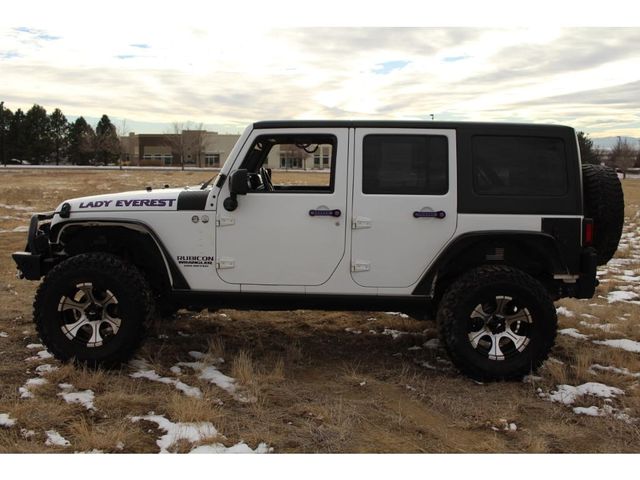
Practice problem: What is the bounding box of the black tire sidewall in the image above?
[440,268,557,381]
[36,256,148,366]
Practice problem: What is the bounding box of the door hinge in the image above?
[351,261,370,272]
[216,258,235,269]
[216,217,235,227]
[352,216,372,229]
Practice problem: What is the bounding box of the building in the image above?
[119,130,333,170]
[120,130,240,168]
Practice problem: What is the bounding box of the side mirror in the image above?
[224,169,248,211]
[229,169,248,195]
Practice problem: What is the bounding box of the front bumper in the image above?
[12,212,58,280]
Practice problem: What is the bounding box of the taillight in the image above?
[583,218,594,246]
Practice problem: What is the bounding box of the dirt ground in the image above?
[0,168,638,453]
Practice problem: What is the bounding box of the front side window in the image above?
[472,135,568,196]
[362,135,449,195]
[242,134,336,192]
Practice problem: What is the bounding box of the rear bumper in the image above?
[573,247,598,299]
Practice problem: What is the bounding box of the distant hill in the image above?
[592,136,640,150]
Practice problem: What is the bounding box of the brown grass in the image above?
[0,170,639,452]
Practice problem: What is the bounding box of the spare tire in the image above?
[582,164,625,265]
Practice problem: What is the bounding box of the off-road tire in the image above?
[582,164,624,265]
[437,265,557,381]
[33,252,153,368]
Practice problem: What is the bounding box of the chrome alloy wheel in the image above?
[57,283,122,348]
[467,295,532,361]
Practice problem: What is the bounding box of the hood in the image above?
[54,186,211,216]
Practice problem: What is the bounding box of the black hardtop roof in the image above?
[253,120,573,132]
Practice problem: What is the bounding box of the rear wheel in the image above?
[34,252,152,367]
[437,265,557,381]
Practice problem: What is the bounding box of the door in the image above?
[215,128,348,286]
[351,128,457,288]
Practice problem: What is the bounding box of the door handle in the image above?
[309,208,341,217]
[413,210,446,219]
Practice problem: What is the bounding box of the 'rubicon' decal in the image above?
[79,199,177,209]
[176,255,214,268]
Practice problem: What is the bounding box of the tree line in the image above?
[577,131,640,174]
[0,102,121,165]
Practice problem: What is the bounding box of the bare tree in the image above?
[116,119,128,170]
[165,121,206,169]
[164,122,186,170]
[609,137,637,178]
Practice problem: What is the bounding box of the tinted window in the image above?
[363,135,448,195]
[472,136,568,196]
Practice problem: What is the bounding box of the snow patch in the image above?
[0,413,16,427]
[26,343,44,349]
[573,405,636,423]
[25,350,53,361]
[177,358,252,403]
[190,442,271,453]
[58,384,96,411]
[579,321,618,332]
[556,306,575,317]
[548,382,624,406]
[45,430,70,447]
[589,364,640,378]
[558,328,589,340]
[35,363,58,376]
[384,312,409,318]
[607,290,639,303]
[19,377,47,398]
[381,328,407,340]
[129,359,202,398]
[593,338,640,353]
[0,332,8,338]
[130,414,219,453]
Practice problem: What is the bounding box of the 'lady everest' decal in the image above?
[79,199,177,208]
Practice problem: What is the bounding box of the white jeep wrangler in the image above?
[13,121,624,381]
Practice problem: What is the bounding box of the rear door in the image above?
[350,128,457,288]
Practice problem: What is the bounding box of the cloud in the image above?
[1,27,639,136]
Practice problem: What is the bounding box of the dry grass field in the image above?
[0,168,639,453]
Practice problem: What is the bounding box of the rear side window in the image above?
[472,136,568,196]
[363,135,448,195]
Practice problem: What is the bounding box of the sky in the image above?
[1,1,639,139]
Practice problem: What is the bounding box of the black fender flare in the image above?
[412,231,570,296]
[50,219,190,290]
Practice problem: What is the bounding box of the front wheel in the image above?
[437,265,557,381]
[33,252,152,367]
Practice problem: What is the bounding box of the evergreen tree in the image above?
[577,131,598,165]
[7,108,27,161]
[23,104,51,164]
[95,114,120,164]
[68,117,96,165]
[0,102,11,165]
[49,108,69,165]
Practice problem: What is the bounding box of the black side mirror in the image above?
[229,169,248,195]
[224,169,248,211]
